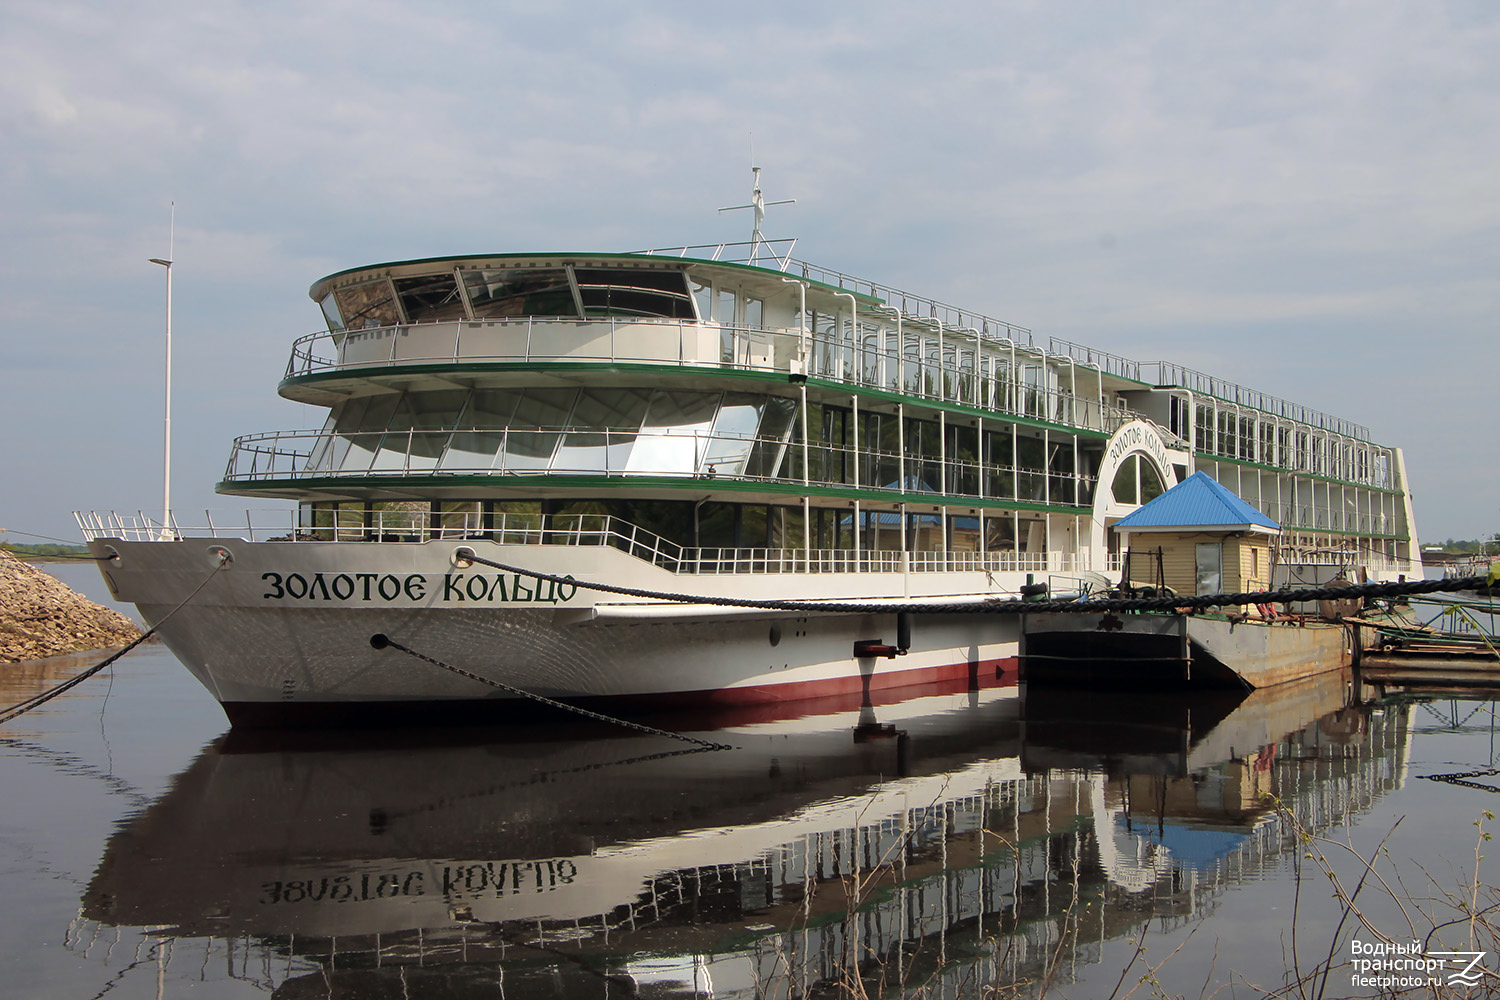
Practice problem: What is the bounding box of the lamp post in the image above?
[148,254,172,535]
[149,209,173,537]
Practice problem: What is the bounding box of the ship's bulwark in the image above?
[96,537,1022,726]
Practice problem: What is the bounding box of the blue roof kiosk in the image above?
[1113,472,1281,598]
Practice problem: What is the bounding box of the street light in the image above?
[149,204,174,537]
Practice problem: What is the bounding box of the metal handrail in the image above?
[72,509,1092,575]
[629,245,1036,344]
[1045,340,1372,442]
[282,319,1127,436]
[782,258,1034,345]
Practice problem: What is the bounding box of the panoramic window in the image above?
[442,389,521,471]
[319,293,344,333]
[627,391,719,475]
[553,387,652,473]
[573,268,694,319]
[462,268,577,318]
[333,280,400,330]
[394,273,466,323]
[503,389,576,470]
[371,390,469,472]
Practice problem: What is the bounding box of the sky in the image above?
[1,0,1495,546]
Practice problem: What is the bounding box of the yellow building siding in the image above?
[1124,532,1274,598]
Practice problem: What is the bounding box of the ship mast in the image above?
[719,166,794,265]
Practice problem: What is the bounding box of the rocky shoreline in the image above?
[0,549,141,662]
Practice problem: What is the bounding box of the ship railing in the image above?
[632,246,1038,346]
[781,258,1034,347]
[1041,340,1374,443]
[635,238,801,270]
[76,508,309,543]
[1276,552,1407,573]
[220,427,1102,509]
[283,320,1129,437]
[74,509,1085,577]
[1257,500,1393,537]
[1144,361,1371,442]
[1046,339,1142,382]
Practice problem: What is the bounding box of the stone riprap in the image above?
[0,550,141,662]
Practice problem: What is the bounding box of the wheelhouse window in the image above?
[394,273,466,323]
[319,292,344,332]
[334,279,400,330]
[573,268,694,319]
[462,268,576,318]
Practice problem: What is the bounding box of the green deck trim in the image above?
[801,376,1111,440]
[1192,452,1405,495]
[279,362,1112,441]
[216,472,1092,516]
[310,252,886,306]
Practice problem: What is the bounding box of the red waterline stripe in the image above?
[223,657,1020,730]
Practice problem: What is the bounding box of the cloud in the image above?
[0,0,1496,540]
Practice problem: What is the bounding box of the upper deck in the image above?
[298,246,1368,436]
[276,246,1390,487]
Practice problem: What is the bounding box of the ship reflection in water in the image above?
[76,671,1407,998]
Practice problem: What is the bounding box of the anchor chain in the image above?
[1421,769,1500,794]
[368,634,734,751]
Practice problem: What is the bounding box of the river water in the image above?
[2,564,1498,998]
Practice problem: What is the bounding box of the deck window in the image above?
[372,390,468,472]
[331,395,399,473]
[442,389,521,470]
[627,391,719,474]
[689,278,712,323]
[501,389,574,469]
[553,387,651,473]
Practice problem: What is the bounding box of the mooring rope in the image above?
[454,547,1492,617]
[0,554,229,727]
[368,634,734,751]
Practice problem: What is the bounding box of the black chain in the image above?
[453,547,1488,617]
[1421,769,1500,793]
[368,634,734,751]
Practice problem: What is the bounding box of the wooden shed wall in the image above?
[1124,532,1274,597]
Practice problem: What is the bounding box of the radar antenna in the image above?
[719,165,795,265]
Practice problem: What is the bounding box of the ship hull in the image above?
[91,537,1020,727]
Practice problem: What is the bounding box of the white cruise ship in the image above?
[78,195,1422,725]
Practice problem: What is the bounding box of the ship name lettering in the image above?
[260,870,424,905]
[440,859,577,898]
[261,571,428,603]
[440,572,576,604]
